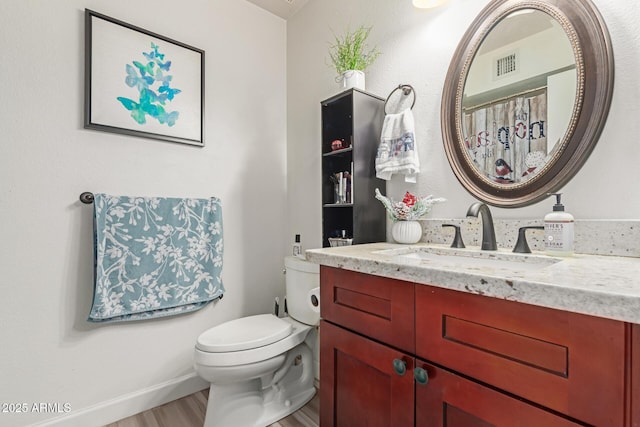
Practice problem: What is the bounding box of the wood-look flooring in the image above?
[104,388,319,427]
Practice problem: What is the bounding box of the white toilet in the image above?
[194,256,320,427]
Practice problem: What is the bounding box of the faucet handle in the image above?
[513,226,544,253]
[442,224,465,248]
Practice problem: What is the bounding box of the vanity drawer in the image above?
[320,266,415,353]
[415,285,626,427]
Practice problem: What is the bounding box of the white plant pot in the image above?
[340,70,366,90]
[391,220,422,244]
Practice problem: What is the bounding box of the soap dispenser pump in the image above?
[544,193,574,256]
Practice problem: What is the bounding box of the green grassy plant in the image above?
[328,25,381,75]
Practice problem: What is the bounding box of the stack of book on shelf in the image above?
[330,162,354,204]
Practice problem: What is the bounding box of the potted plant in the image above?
[328,25,381,91]
[375,189,446,244]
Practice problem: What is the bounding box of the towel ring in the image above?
[384,84,416,115]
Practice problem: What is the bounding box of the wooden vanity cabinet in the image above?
[320,266,637,427]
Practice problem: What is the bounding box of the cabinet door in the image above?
[320,320,414,427]
[415,285,626,426]
[415,361,585,427]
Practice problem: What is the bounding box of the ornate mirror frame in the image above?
[441,0,614,207]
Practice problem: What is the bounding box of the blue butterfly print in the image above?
[156,60,172,71]
[155,69,173,85]
[125,64,154,90]
[159,84,181,101]
[116,98,151,125]
[143,50,171,71]
[117,89,178,126]
[118,43,180,127]
[143,51,156,62]
[144,88,169,104]
[133,60,155,77]
[158,110,179,127]
[150,43,165,60]
[116,89,162,124]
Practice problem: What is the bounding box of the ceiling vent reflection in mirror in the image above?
[495,52,518,78]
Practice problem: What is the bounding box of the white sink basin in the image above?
[374,245,562,272]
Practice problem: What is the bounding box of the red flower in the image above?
[402,192,417,207]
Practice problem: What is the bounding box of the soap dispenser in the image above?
[544,193,574,256]
[292,234,302,257]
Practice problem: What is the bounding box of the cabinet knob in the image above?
[392,359,406,376]
[414,367,429,385]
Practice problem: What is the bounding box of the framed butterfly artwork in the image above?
[84,9,204,146]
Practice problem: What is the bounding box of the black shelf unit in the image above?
[321,88,386,248]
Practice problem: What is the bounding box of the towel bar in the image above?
[79,192,94,204]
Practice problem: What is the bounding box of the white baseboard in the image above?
[29,372,208,427]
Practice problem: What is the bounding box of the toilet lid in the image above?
[196,314,293,352]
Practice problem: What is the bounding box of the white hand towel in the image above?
[375,109,420,183]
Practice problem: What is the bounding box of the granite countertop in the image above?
[306,242,640,325]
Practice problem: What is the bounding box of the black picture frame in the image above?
[84,9,205,146]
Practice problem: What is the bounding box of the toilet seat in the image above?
[195,316,311,367]
[196,314,292,352]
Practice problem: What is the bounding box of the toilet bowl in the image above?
[194,256,319,427]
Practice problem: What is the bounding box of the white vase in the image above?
[391,220,422,244]
[340,70,365,90]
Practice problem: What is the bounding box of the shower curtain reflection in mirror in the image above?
[462,89,548,184]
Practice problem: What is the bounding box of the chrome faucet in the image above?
[466,202,497,251]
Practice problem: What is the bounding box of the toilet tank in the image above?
[284,256,320,326]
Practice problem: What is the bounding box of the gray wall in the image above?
[286,0,640,250]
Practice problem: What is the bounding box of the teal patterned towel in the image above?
[88,194,224,322]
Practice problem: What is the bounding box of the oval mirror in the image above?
[441,0,613,207]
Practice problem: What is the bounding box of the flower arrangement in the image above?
[375,188,445,221]
[328,25,381,75]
